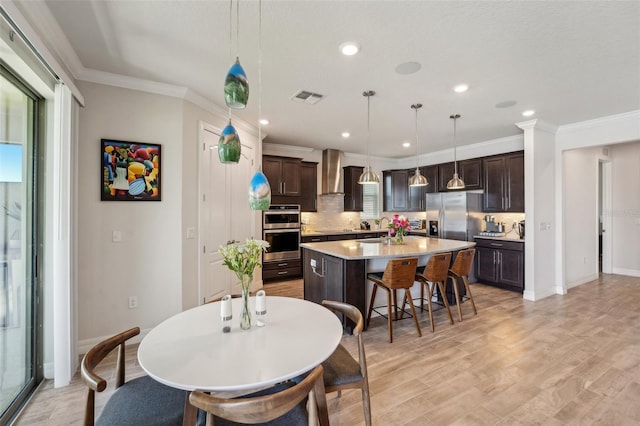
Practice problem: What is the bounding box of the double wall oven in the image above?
[262,205,301,262]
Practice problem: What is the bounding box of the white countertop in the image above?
[302,228,385,237]
[300,235,475,260]
[474,235,525,243]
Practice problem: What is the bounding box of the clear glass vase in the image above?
[395,230,405,245]
[240,276,252,330]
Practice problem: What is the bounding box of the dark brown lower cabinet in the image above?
[262,259,301,281]
[475,238,524,292]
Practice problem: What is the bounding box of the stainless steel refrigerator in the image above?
[425,192,483,241]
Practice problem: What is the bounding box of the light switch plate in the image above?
[112,230,122,242]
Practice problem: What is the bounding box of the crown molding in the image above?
[557,110,640,133]
[262,142,315,153]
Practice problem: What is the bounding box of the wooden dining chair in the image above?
[81,327,186,426]
[447,248,478,321]
[321,300,371,426]
[366,257,421,343]
[189,364,329,426]
[414,252,454,332]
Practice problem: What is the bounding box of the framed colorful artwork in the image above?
[101,139,161,201]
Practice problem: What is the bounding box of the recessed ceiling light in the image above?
[402,142,411,148]
[339,42,359,56]
[454,84,468,93]
[395,61,422,75]
[522,110,536,117]
[259,118,269,125]
[341,132,350,138]
[495,100,517,108]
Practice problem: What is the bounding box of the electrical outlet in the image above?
[128,296,138,309]
[112,230,122,242]
[310,259,317,268]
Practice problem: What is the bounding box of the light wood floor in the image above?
[14,275,640,425]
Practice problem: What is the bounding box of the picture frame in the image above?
[101,139,161,201]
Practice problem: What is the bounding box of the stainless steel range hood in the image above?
[321,149,344,195]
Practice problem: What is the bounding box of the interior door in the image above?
[200,125,231,302]
[229,145,254,294]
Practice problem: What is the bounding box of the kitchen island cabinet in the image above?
[301,236,475,328]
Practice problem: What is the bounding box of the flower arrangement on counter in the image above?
[387,214,411,244]
[218,238,270,329]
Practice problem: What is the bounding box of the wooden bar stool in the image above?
[414,252,454,332]
[366,257,421,343]
[447,248,478,321]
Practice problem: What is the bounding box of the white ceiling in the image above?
[16,0,640,158]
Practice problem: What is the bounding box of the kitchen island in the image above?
[301,236,475,328]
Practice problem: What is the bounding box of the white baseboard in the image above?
[612,268,640,278]
[77,327,152,355]
[566,273,599,289]
[43,362,54,379]
[523,286,558,301]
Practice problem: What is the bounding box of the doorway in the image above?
[0,65,43,423]
[599,159,612,274]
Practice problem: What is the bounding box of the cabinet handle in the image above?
[277,271,288,275]
[283,182,286,193]
[311,238,321,242]
[277,263,288,267]
[497,252,501,265]
[490,243,503,247]
[493,251,496,264]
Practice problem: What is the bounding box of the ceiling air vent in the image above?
[291,90,324,105]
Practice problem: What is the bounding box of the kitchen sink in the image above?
[358,238,387,244]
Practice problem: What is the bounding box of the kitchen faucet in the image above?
[379,216,390,229]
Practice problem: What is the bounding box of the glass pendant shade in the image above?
[358,166,379,184]
[224,57,249,109]
[218,121,241,164]
[447,173,466,190]
[409,168,428,186]
[249,170,271,210]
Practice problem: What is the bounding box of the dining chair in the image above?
[189,364,329,426]
[447,248,478,321]
[81,327,186,426]
[321,300,371,426]
[366,257,421,343]
[413,252,454,332]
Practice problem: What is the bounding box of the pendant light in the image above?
[358,90,380,185]
[224,0,249,109]
[218,121,241,164]
[408,103,428,187]
[249,0,271,210]
[446,114,465,190]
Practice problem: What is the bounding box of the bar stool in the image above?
[366,257,420,343]
[447,248,478,321]
[414,252,454,332]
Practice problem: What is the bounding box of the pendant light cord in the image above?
[451,114,460,174]
[258,0,262,168]
[363,90,375,170]
[412,103,422,169]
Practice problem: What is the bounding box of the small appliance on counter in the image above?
[517,220,525,239]
[481,215,505,236]
[409,218,425,230]
[360,220,371,230]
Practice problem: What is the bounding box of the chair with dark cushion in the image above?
[189,364,329,426]
[321,300,371,426]
[81,327,187,426]
[447,248,478,321]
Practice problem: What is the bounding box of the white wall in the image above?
[610,142,640,276]
[562,147,601,287]
[76,81,184,350]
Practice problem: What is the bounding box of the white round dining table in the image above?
[137,296,343,393]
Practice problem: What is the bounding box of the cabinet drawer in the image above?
[474,239,523,252]
[262,259,301,271]
[327,234,357,241]
[301,235,328,243]
[263,266,301,280]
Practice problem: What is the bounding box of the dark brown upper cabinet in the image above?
[383,169,409,212]
[300,161,318,212]
[482,151,524,212]
[262,155,301,196]
[343,166,364,212]
[437,159,483,192]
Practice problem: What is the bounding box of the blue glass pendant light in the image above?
[218,121,241,164]
[249,170,271,210]
[225,57,249,109]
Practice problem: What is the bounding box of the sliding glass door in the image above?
[0,65,42,423]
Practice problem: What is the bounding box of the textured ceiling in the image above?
[18,1,640,158]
